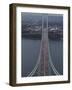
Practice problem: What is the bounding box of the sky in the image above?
[21,12,63,24]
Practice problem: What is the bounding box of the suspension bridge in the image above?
[28,15,60,77]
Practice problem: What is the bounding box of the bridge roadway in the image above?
[37,28,49,76]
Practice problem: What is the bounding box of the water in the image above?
[21,38,63,77]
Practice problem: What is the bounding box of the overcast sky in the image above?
[21,12,63,24]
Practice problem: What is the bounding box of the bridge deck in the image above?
[37,28,49,76]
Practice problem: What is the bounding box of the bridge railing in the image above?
[48,38,60,75]
[27,39,42,77]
